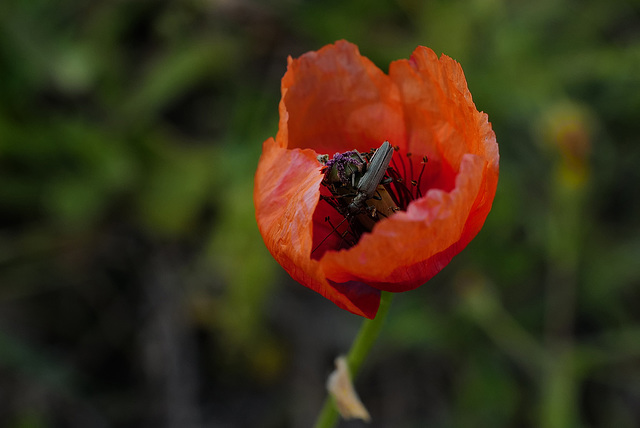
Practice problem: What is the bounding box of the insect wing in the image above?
[357,141,393,197]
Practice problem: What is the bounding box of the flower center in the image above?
[387,145,429,209]
[314,142,428,253]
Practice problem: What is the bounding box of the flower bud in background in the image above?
[538,101,593,189]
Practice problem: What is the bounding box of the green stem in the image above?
[313,291,394,428]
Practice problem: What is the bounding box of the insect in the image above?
[316,141,400,250]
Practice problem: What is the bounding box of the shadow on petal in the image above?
[327,279,381,319]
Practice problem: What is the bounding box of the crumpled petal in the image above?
[254,137,381,318]
[254,40,499,318]
[279,41,407,154]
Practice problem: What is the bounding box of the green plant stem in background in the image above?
[313,291,394,428]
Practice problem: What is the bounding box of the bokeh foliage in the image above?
[1,0,639,427]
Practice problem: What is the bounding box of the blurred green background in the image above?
[1,0,639,427]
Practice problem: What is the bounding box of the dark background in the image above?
[1,0,639,427]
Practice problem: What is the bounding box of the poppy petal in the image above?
[279,40,407,154]
[254,137,380,318]
[319,153,493,291]
[318,47,498,291]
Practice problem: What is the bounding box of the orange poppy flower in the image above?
[254,41,499,318]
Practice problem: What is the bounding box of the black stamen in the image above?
[386,167,413,209]
[384,180,401,210]
[415,156,428,198]
[394,146,407,183]
[407,153,415,198]
[397,182,413,208]
[391,156,400,179]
